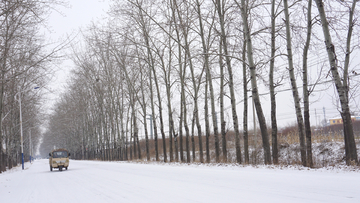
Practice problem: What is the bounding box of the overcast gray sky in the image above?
[42,0,110,111]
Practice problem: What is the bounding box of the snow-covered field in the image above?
[1,159,359,203]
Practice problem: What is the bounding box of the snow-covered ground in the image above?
[1,159,359,203]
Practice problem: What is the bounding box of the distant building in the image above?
[329,116,359,125]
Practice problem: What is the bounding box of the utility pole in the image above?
[16,86,40,169]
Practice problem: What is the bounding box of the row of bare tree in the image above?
[0,0,63,173]
[41,0,359,166]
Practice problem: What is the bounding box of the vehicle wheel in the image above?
[65,167,68,170]
[50,166,53,171]
[59,166,63,171]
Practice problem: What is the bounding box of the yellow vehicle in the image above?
[49,149,70,171]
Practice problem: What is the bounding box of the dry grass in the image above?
[276,130,344,145]
[122,123,360,168]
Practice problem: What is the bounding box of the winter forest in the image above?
[1,0,360,173]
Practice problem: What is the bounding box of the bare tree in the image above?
[302,0,313,167]
[194,0,219,163]
[269,0,280,165]
[283,0,307,166]
[173,0,204,163]
[314,0,358,165]
[218,38,227,163]
[0,0,64,171]
[242,34,249,164]
[236,0,271,164]
[216,0,242,164]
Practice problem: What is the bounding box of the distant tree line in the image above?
[40,0,360,166]
[0,0,64,173]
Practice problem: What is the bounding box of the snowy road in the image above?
[1,159,359,203]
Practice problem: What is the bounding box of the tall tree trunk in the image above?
[170,0,185,162]
[0,77,4,172]
[191,114,196,161]
[174,132,179,162]
[238,0,271,164]
[154,72,167,162]
[149,64,159,161]
[205,68,210,163]
[139,67,150,161]
[136,5,159,161]
[179,65,185,162]
[166,55,175,162]
[195,0,212,163]
[125,106,131,161]
[179,70,185,162]
[194,0,219,162]
[184,89,191,162]
[303,0,313,167]
[151,33,175,162]
[144,113,150,161]
[314,0,358,165]
[133,103,141,160]
[171,3,190,162]
[270,0,278,165]
[183,57,191,163]
[284,0,307,166]
[129,131,133,160]
[152,69,167,163]
[173,0,202,163]
[120,83,126,161]
[242,35,249,164]
[216,0,242,164]
[219,39,227,163]
[169,107,174,162]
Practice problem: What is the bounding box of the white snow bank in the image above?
[1,159,359,203]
